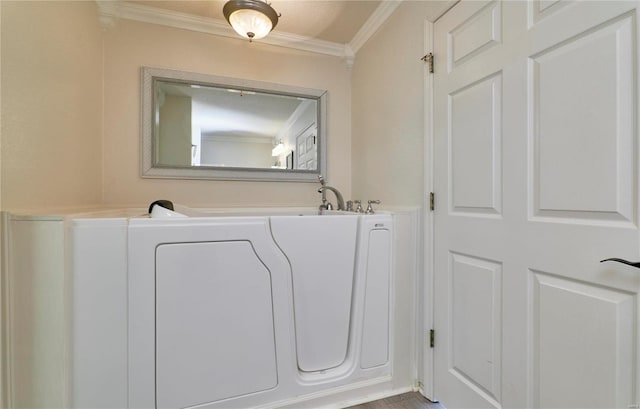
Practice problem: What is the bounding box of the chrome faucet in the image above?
[318,175,330,211]
[354,200,364,213]
[346,200,354,212]
[317,175,345,211]
[365,200,381,214]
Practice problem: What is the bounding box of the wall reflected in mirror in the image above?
[156,79,319,166]
[142,67,327,182]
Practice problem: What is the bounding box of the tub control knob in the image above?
[365,200,381,214]
[346,200,354,212]
[354,200,364,213]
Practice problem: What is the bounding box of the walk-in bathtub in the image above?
[66,209,394,408]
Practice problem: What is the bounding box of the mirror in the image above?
[141,67,327,181]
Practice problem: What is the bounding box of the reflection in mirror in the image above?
[141,67,327,181]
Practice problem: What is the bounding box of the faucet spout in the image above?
[319,185,345,211]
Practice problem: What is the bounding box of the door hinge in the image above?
[421,52,434,73]
[429,192,435,211]
[429,329,435,348]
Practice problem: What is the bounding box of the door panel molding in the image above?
[449,252,503,405]
[527,12,636,226]
[448,1,502,72]
[449,71,503,217]
[529,270,636,408]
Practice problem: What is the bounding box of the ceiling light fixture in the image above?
[223,0,280,42]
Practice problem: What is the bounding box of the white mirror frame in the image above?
[141,67,328,182]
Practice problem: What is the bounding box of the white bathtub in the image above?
[66,209,393,408]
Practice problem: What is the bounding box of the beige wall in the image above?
[0,2,351,211]
[351,1,450,207]
[1,1,103,211]
[102,20,351,208]
[0,5,4,408]
[0,0,456,210]
[350,0,452,392]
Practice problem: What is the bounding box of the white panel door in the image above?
[433,1,640,408]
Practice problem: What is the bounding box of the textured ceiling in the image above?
[129,1,382,43]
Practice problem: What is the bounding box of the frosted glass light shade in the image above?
[223,0,279,41]
[229,9,272,40]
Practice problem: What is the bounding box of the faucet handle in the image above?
[354,200,364,213]
[365,200,381,214]
[346,200,354,212]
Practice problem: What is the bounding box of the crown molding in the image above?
[97,1,229,36]
[96,1,401,65]
[349,0,403,54]
[96,1,351,60]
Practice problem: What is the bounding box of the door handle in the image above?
[600,258,640,269]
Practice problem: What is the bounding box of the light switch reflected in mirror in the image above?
[141,67,327,182]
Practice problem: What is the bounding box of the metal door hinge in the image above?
[429,329,435,348]
[429,192,435,211]
[421,52,434,73]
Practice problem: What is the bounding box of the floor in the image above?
[346,392,444,409]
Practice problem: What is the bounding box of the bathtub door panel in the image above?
[270,215,358,372]
[155,241,277,408]
[360,228,391,369]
